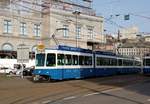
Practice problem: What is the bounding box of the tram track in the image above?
[15,86,117,104]
[0,74,150,104]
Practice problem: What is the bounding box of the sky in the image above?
[93,0,150,34]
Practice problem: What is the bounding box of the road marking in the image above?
[63,96,77,100]
[42,100,52,104]
[147,99,150,101]
[101,88,123,93]
[83,92,99,97]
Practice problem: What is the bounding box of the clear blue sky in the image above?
[93,0,150,34]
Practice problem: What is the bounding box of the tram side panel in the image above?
[116,58,141,74]
[34,68,63,80]
[60,52,95,79]
[95,54,118,76]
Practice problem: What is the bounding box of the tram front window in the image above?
[36,54,45,66]
[46,53,56,66]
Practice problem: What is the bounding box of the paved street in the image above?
[0,74,150,104]
[49,80,150,104]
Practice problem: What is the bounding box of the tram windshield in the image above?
[36,53,45,66]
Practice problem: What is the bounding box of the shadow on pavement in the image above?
[66,74,150,97]
[26,74,150,97]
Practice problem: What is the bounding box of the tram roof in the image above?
[95,51,116,56]
[58,45,93,53]
[45,45,118,56]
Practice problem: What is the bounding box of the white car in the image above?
[0,67,16,74]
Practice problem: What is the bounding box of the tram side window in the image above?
[145,59,150,66]
[114,59,117,66]
[123,60,128,66]
[46,53,56,66]
[143,59,146,66]
[85,56,92,66]
[104,58,108,66]
[79,56,84,65]
[103,58,110,66]
[65,54,72,65]
[129,60,134,66]
[123,60,133,66]
[57,54,64,66]
[36,54,45,66]
[135,61,141,66]
[97,57,117,66]
[72,55,78,65]
[96,57,101,66]
[118,59,122,66]
[96,57,108,66]
[109,58,117,66]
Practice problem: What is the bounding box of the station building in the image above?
[0,0,104,58]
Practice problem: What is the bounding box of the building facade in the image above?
[42,0,104,49]
[0,0,104,56]
[119,26,139,40]
[144,36,150,42]
[117,43,150,58]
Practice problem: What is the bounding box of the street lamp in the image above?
[72,10,81,48]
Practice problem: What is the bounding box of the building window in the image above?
[20,22,27,35]
[63,25,69,37]
[4,20,12,33]
[76,26,81,39]
[34,24,41,37]
[88,28,93,39]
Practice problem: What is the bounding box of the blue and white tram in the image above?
[33,45,141,81]
[95,51,141,76]
[143,56,150,74]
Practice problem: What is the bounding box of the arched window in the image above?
[2,43,13,51]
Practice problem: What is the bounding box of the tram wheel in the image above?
[43,76,51,82]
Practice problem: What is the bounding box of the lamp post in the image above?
[73,10,81,48]
[140,48,143,74]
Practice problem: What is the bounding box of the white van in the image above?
[0,67,16,74]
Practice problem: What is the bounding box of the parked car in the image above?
[23,67,34,76]
[0,67,16,74]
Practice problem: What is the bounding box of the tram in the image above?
[33,45,141,81]
[143,55,150,74]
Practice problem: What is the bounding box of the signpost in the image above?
[17,44,29,78]
[37,44,45,51]
[37,41,45,53]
